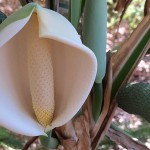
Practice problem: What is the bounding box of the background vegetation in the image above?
[0,0,149,149]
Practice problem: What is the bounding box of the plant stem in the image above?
[107,125,149,150]
[22,136,39,150]
[91,52,112,140]
[45,0,59,11]
[92,83,103,122]
[91,100,117,150]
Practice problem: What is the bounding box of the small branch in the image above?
[91,100,117,150]
[23,136,39,150]
[107,127,149,150]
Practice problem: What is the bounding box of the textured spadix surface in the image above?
[27,14,54,127]
[0,3,97,136]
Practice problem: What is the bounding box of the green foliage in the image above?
[98,136,116,150]
[0,11,7,24]
[92,83,103,121]
[40,131,59,149]
[107,0,118,28]
[117,83,150,122]
[129,125,150,142]
[0,128,23,149]
[69,0,83,29]
[0,0,150,149]
[99,123,150,149]
[107,0,145,29]
[123,0,145,29]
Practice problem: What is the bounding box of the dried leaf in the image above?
[56,120,77,140]
[91,100,117,150]
[115,0,128,12]
[61,139,77,150]
[55,121,78,149]
[83,94,95,130]
[57,145,64,150]
[55,95,94,149]
[74,115,91,150]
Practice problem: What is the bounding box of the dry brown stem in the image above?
[91,100,117,150]
[22,136,38,150]
[91,52,112,141]
[107,127,150,150]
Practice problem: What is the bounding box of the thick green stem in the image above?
[92,83,103,122]
[83,0,107,121]
[83,0,107,83]
[40,131,59,149]
[69,0,83,29]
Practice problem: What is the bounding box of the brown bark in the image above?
[91,100,117,150]
[107,127,150,150]
[144,0,150,16]
[91,52,112,140]
[22,136,38,150]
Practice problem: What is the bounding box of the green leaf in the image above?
[0,128,23,149]
[69,0,83,29]
[111,16,150,99]
[0,128,10,138]
[0,11,7,24]
[40,131,59,149]
[110,123,133,138]
[129,125,150,140]
[81,0,85,14]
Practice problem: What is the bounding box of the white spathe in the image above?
[0,3,97,136]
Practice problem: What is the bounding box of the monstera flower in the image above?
[0,3,97,136]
